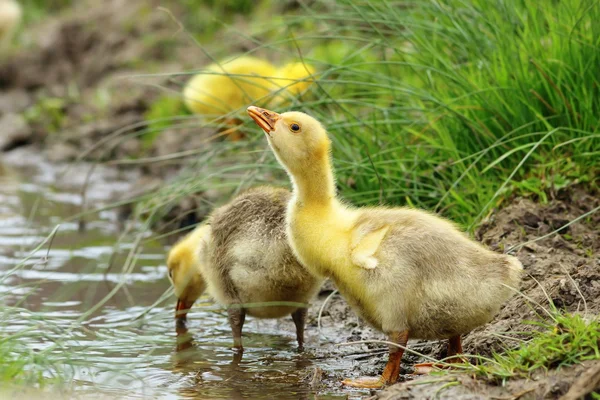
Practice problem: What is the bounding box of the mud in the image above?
[466,187,600,355]
[0,0,212,165]
[0,0,240,233]
[375,360,600,400]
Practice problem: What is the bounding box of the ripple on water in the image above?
[0,154,359,399]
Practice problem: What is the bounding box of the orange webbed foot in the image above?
[342,376,386,388]
[412,362,439,375]
[412,358,468,375]
[413,335,467,375]
[342,331,408,388]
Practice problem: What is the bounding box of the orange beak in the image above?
[175,299,194,321]
[247,106,281,135]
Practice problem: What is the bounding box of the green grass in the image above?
[143,0,599,231]
[0,230,72,387]
[290,0,600,228]
[24,97,68,134]
[467,313,599,383]
[0,325,64,386]
[179,0,256,38]
[18,0,73,25]
[142,95,191,148]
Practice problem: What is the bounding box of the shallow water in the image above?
[0,149,364,399]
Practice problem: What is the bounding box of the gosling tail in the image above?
[504,254,524,290]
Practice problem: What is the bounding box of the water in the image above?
[0,149,362,399]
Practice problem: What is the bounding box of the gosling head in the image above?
[247,106,331,174]
[167,224,211,322]
[276,62,315,94]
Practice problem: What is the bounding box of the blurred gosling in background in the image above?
[0,0,21,48]
[183,56,314,139]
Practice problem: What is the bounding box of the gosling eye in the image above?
[290,123,301,132]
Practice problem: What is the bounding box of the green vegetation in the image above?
[24,97,68,133]
[18,0,73,25]
[292,0,599,228]
[468,313,599,383]
[152,0,599,230]
[143,95,191,148]
[5,0,600,393]
[0,325,63,386]
[180,0,256,38]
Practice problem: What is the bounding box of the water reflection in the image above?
[0,152,357,399]
[173,320,322,400]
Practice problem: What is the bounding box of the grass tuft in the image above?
[467,313,600,383]
[141,0,600,229]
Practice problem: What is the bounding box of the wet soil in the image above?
[0,0,293,235]
[375,359,600,400]
[0,0,247,188]
[467,187,600,353]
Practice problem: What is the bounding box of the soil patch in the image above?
[374,359,600,400]
[0,0,212,165]
[0,0,240,233]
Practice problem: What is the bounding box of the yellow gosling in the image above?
[275,62,315,94]
[183,56,314,120]
[247,106,523,388]
[167,223,210,320]
[167,187,322,350]
[0,0,21,47]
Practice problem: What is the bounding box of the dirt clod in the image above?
[466,187,600,356]
[0,113,31,151]
[561,362,600,400]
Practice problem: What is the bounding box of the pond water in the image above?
[0,149,364,399]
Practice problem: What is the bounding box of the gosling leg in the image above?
[227,306,246,351]
[175,322,194,352]
[342,330,409,388]
[291,307,308,350]
[413,334,464,375]
[447,335,463,361]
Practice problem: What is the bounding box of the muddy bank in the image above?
[0,0,234,166]
[375,359,600,400]
[0,0,292,234]
[466,187,600,354]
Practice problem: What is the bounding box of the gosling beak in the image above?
[175,299,194,321]
[247,106,281,135]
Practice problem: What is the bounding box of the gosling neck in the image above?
[288,155,336,207]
